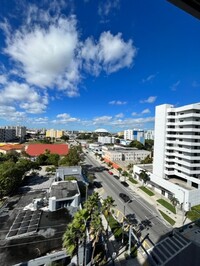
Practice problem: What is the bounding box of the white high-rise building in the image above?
[133,103,200,211]
[124,129,145,144]
[153,103,200,190]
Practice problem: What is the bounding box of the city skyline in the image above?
[0,0,200,132]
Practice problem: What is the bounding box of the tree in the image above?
[129,140,144,150]
[122,170,129,182]
[117,167,123,177]
[59,146,82,166]
[61,135,69,141]
[90,211,104,265]
[102,196,116,237]
[170,196,179,208]
[47,153,60,166]
[63,209,90,266]
[108,162,113,169]
[140,155,153,164]
[139,170,150,185]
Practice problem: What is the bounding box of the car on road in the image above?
[121,181,129,187]
[93,181,102,188]
[108,171,113,175]
[113,175,119,180]
[119,193,130,203]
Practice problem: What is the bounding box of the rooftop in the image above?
[50,181,79,199]
[26,143,69,156]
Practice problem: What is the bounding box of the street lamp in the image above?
[178,188,186,224]
[122,200,131,244]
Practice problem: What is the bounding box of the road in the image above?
[84,152,171,246]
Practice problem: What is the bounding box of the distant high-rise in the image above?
[124,129,145,145]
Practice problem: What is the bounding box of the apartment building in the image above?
[46,129,64,139]
[0,127,16,142]
[98,136,115,144]
[134,103,200,211]
[103,147,150,163]
[124,129,145,145]
[144,130,154,140]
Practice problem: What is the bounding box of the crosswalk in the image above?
[147,232,191,265]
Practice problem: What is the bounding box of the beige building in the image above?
[102,146,151,164]
[46,129,64,139]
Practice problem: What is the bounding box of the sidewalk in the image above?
[101,213,141,266]
[125,177,191,228]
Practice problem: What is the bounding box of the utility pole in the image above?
[128,225,132,255]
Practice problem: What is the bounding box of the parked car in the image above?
[119,193,130,203]
[113,175,119,180]
[108,171,113,175]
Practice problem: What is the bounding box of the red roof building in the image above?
[25,144,69,157]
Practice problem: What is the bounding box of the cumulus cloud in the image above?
[140,96,157,103]
[142,108,150,114]
[93,115,112,125]
[115,113,124,118]
[81,31,137,75]
[0,81,48,114]
[4,15,80,96]
[109,100,127,105]
[52,113,80,124]
[131,112,137,116]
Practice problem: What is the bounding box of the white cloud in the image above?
[32,117,49,124]
[4,15,80,96]
[140,96,157,103]
[142,108,150,114]
[142,73,157,83]
[109,100,127,105]
[81,31,137,75]
[53,113,80,124]
[115,113,124,118]
[170,80,180,91]
[0,105,27,122]
[131,112,137,116]
[0,74,7,84]
[93,115,112,125]
[0,81,48,114]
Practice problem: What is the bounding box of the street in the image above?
[84,152,171,246]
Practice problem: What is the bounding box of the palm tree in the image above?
[84,192,100,215]
[63,223,80,265]
[139,169,150,185]
[117,167,123,178]
[122,170,129,182]
[102,196,116,237]
[90,210,105,265]
[63,209,89,266]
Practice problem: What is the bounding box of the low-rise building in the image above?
[102,146,151,163]
[49,180,80,211]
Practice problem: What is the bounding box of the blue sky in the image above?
[0,0,200,132]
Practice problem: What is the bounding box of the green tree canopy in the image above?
[129,140,144,149]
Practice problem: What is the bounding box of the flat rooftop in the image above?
[50,181,79,198]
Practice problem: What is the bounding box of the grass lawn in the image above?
[157,199,176,214]
[129,177,138,184]
[159,210,176,226]
[186,205,200,221]
[139,186,155,196]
